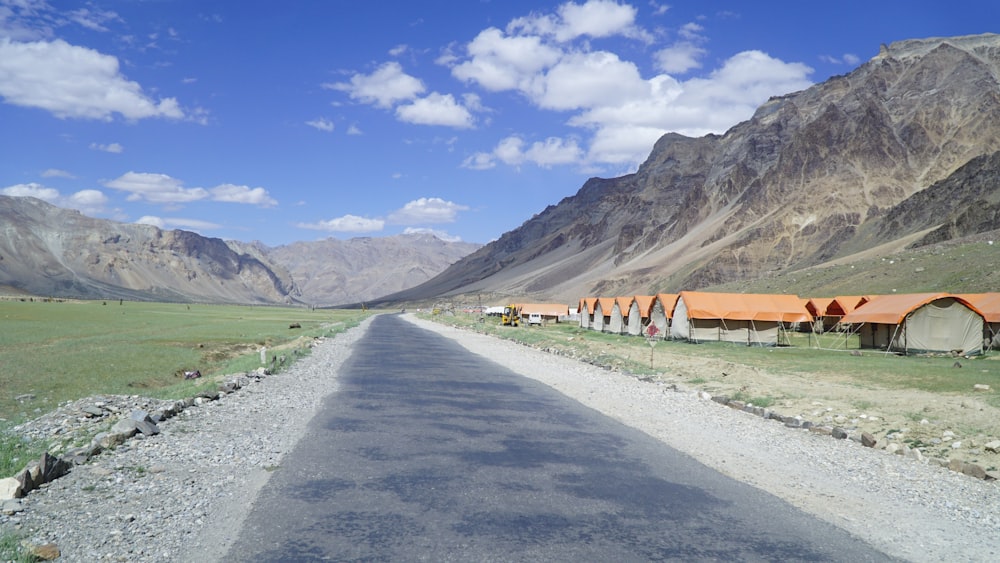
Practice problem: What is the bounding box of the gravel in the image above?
[3,314,1000,562]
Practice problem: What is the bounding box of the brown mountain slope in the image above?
[0,196,299,303]
[379,34,1000,304]
[265,234,481,306]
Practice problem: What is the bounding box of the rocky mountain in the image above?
[379,34,1000,305]
[0,196,480,304]
[264,235,481,306]
[0,196,300,303]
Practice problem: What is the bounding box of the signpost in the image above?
[644,324,660,369]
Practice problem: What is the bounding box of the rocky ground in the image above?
[2,314,999,562]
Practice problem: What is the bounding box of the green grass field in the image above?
[0,299,369,425]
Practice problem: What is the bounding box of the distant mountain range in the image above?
[378,34,1000,305]
[0,195,479,305]
[4,34,1000,307]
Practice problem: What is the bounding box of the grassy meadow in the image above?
[0,299,369,425]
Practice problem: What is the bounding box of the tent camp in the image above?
[578,297,597,329]
[627,295,656,336]
[592,297,615,332]
[649,293,678,339]
[670,292,812,346]
[839,293,985,355]
[955,293,1000,350]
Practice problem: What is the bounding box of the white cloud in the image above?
[450,27,561,91]
[306,117,334,132]
[210,184,277,207]
[90,142,124,153]
[1,182,59,201]
[395,92,474,128]
[819,53,861,66]
[325,61,424,108]
[387,197,469,224]
[0,38,185,120]
[528,50,649,111]
[41,168,75,179]
[136,216,221,231]
[403,227,463,242]
[346,124,362,135]
[388,44,408,57]
[67,8,121,32]
[509,0,645,43]
[2,182,108,214]
[297,214,385,233]
[464,135,583,169]
[104,172,208,204]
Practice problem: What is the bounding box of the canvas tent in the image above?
[839,293,984,355]
[649,293,678,339]
[670,292,812,346]
[955,293,1000,350]
[606,297,633,334]
[592,297,615,332]
[804,298,834,333]
[627,295,656,336]
[578,297,597,329]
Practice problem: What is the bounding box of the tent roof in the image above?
[955,293,1000,322]
[841,293,984,325]
[828,295,869,316]
[632,295,656,318]
[595,297,616,315]
[614,296,634,311]
[677,291,812,323]
[805,297,834,317]
[579,297,598,312]
[518,303,569,316]
[655,293,679,319]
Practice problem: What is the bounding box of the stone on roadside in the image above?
[134,419,160,436]
[831,427,848,440]
[111,418,139,438]
[861,432,877,448]
[984,440,1000,453]
[25,542,60,561]
[962,462,987,480]
[973,384,990,391]
[1,498,23,515]
[0,477,23,500]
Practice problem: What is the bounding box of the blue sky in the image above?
[0,1,995,247]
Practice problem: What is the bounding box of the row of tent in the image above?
[576,292,1000,355]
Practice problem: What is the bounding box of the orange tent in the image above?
[578,297,598,329]
[670,291,811,345]
[592,297,616,332]
[841,293,984,355]
[626,295,656,336]
[648,293,678,339]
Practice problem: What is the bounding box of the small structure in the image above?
[670,292,812,346]
[607,296,633,335]
[517,303,569,325]
[649,293,678,339]
[840,293,984,355]
[592,297,615,332]
[953,293,1000,350]
[578,297,597,330]
[627,295,656,336]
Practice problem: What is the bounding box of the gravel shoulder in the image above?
[4,313,1000,562]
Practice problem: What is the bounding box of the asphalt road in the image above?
[224,314,895,561]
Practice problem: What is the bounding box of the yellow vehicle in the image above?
[501,304,519,327]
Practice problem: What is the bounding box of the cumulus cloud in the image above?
[819,53,861,65]
[396,92,474,128]
[104,172,277,207]
[0,38,185,120]
[90,142,124,153]
[305,117,334,132]
[104,172,208,204]
[464,135,584,170]
[325,61,425,108]
[2,182,109,214]
[297,214,385,233]
[443,1,815,169]
[387,197,469,224]
[210,184,278,207]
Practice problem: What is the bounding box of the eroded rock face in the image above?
[386,34,1000,302]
